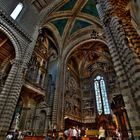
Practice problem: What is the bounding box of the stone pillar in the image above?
[95,0,140,138]
[52,58,64,130]
[0,59,25,139]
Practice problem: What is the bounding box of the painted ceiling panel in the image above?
[48,0,100,38]
[71,19,92,34]
[58,0,77,11]
[81,0,99,17]
[51,18,68,36]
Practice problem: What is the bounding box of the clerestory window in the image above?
[10,3,23,20]
[94,75,110,115]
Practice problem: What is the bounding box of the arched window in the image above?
[10,3,23,19]
[94,75,110,115]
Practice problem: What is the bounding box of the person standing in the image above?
[5,132,13,140]
[72,127,78,140]
[81,127,85,137]
[98,126,106,140]
[64,129,69,139]
[77,127,81,140]
[68,128,73,140]
[12,130,19,140]
[45,130,53,140]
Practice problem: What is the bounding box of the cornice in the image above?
[0,8,32,42]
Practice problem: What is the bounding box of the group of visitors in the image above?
[98,126,122,140]
[64,127,82,140]
[45,127,133,140]
[63,126,122,140]
[45,127,83,140]
[5,127,131,140]
[5,130,24,140]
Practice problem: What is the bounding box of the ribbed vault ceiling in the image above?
[67,41,113,78]
[42,0,101,47]
[38,0,110,78]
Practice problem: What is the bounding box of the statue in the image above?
[15,113,20,131]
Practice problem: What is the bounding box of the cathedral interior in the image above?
[0,0,140,139]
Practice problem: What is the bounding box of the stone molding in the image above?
[0,8,32,42]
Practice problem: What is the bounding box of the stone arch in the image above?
[62,36,110,87]
[0,25,22,95]
[62,39,108,96]
[41,25,61,55]
[0,24,25,137]
[39,0,63,25]
[63,39,107,63]
[59,38,111,128]
[0,24,22,60]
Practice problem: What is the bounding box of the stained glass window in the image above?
[10,3,23,20]
[94,75,110,115]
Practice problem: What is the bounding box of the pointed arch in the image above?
[0,24,22,60]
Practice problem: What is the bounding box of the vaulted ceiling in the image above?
[31,0,112,78]
[67,41,113,78]
[42,0,102,47]
[38,0,110,78]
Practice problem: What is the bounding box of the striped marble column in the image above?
[110,16,140,139]
[95,0,128,88]
[0,59,25,139]
[108,0,140,138]
[95,0,140,138]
